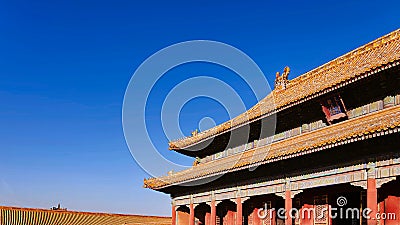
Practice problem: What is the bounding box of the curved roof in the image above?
[146,104,400,189]
[169,29,400,150]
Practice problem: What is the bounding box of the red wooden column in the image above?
[171,203,176,225]
[205,212,211,225]
[211,200,216,225]
[236,197,242,225]
[189,203,195,225]
[272,209,277,225]
[285,190,292,225]
[226,209,234,225]
[367,178,377,225]
[230,210,235,225]
[253,207,261,225]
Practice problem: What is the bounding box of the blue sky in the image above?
[0,0,399,216]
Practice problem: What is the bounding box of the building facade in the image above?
[144,29,400,225]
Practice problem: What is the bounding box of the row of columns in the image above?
[172,177,378,225]
[172,198,243,225]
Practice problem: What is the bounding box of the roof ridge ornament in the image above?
[191,129,199,137]
[274,66,290,90]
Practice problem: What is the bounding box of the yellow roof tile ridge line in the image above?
[288,28,400,85]
[145,105,400,189]
[168,29,400,149]
[0,206,170,218]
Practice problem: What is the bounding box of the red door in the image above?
[383,196,400,225]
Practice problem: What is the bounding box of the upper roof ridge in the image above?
[169,28,400,150]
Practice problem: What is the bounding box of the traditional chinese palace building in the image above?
[144,29,400,225]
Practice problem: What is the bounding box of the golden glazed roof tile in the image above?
[169,29,400,150]
[145,105,400,189]
[0,206,171,225]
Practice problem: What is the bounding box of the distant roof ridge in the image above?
[0,205,170,218]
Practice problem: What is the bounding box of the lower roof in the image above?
[145,104,400,190]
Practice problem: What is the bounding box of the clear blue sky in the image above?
[0,0,399,216]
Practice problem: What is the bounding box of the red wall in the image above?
[380,196,400,225]
[177,211,189,225]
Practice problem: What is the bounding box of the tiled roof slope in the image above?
[169,29,400,150]
[0,206,171,225]
[146,105,400,189]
